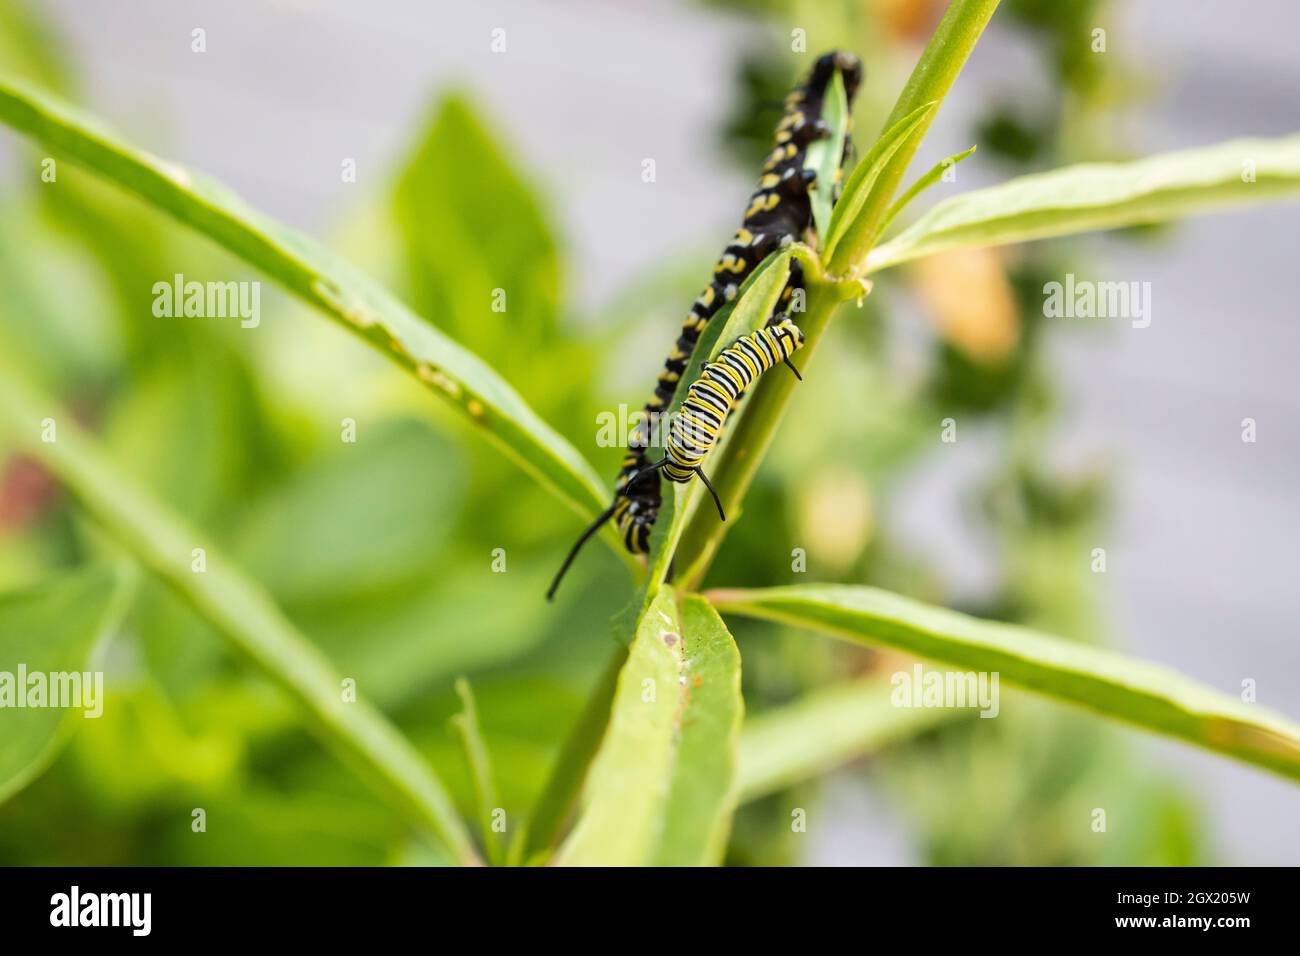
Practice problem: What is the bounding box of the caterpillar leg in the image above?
[627,457,724,522]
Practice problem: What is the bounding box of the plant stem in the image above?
[829,0,1001,275]
[522,1,1008,851]
[677,0,1001,585]
[522,641,628,859]
[450,678,504,865]
[675,278,847,589]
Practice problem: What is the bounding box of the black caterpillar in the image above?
[547,51,862,600]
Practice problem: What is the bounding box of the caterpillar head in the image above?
[774,317,806,352]
[810,50,865,104]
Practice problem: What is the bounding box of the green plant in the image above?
[2,0,1299,865]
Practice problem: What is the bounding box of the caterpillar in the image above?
[547,317,806,600]
[657,316,806,493]
[546,51,862,599]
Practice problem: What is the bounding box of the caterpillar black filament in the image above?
[546,318,805,601]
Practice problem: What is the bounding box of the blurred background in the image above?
[0,0,1297,864]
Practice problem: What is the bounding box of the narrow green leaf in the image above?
[0,565,133,804]
[708,584,1300,782]
[803,70,849,246]
[867,135,1300,272]
[823,102,937,266]
[553,588,681,865]
[0,361,480,864]
[650,596,743,866]
[449,677,504,865]
[839,0,1002,273]
[555,587,743,865]
[232,419,463,606]
[737,678,960,803]
[0,77,623,561]
[392,94,560,361]
[877,144,977,237]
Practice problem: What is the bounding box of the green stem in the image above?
[522,642,628,859]
[675,278,847,589]
[829,0,1002,275]
[450,678,504,865]
[677,0,1001,584]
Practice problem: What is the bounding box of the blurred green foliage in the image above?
[0,0,1211,864]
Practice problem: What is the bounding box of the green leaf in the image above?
[0,565,133,804]
[708,584,1300,782]
[867,135,1300,271]
[877,144,977,237]
[737,678,961,803]
[552,588,679,865]
[290,561,557,711]
[101,339,277,524]
[555,588,743,865]
[0,0,73,95]
[0,200,126,395]
[232,419,463,605]
[0,76,621,556]
[0,360,480,864]
[803,70,849,246]
[449,678,504,866]
[823,102,937,266]
[650,596,744,866]
[393,93,560,363]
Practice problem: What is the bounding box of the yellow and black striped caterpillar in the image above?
[547,317,805,600]
[657,317,806,493]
